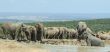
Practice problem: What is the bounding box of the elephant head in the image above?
[77,22,87,34]
[20,25,37,42]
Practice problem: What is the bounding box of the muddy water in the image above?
[42,45,110,52]
[42,40,110,52]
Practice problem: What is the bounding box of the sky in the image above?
[0,0,110,13]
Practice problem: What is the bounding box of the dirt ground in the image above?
[0,39,49,52]
[0,39,110,52]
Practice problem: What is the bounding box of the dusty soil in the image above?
[0,39,49,52]
[0,39,110,52]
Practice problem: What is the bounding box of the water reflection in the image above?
[78,46,110,52]
[43,44,110,52]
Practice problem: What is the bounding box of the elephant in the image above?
[66,29,78,39]
[77,21,104,47]
[44,27,68,39]
[35,23,44,42]
[20,25,37,42]
[77,22,87,33]
[44,27,60,39]
[79,32,105,47]
[77,22,95,40]
[58,27,68,39]
[1,22,23,40]
[96,32,110,40]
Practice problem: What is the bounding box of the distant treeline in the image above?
[25,18,110,33]
[0,18,110,33]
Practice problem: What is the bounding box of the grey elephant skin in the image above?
[77,22,105,47]
[1,22,23,40]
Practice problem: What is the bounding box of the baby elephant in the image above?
[82,34,105,47]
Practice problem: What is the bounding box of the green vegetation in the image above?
[0,18,109,33]
[26,18,110,33]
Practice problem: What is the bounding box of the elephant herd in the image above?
[44,27,78,39]
[1,22,44,42]
[0,22,106,47]
[77,22,104,47]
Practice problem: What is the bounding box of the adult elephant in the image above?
[66,29,78,39]
[20,24,37,42]
[79,31,105,47]
[77,22,104,47]
[1,22,23,40]
[44,27,60,39]
[35,23,44,42]
[58,27,68,39]
[96,32,110,40]
[77,22,95,40]
[44,27,68,39]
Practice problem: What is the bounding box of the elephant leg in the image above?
[26,35,30,42]
[34,34,37,42]
[18,33,21,41]
[45,34,47,39]
[11,33,15,40]
[4,30,9,39]
[37,31,42,41]
[47,34,49,39]
[29,35,31,42]
[15,30,21,41]
[48,34,53,39]
[68,35,70,39]
[58,31,63,39]
[2,28,6,39]
[8,31,13,40]
[58,34,60,39]
[53,34,56,39]
[86,39,91,46]
[9,31,15,40]
[31,30,37,42]
[58,30,61,39]
[62,31,66,39]
[74,34,78,39]
[21,32,24,41]
[43,31,45,39]
[100,42,105,47]
[9,33,12,40]
[3,31,6,39]
[25,31,31,42]
[28,33,31,42]
[12,31,17,40]
[43,33,46,39]
[44,33,46,39]
[59,31,63,39]
[40,32,43,42]
[12,33,15,40]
